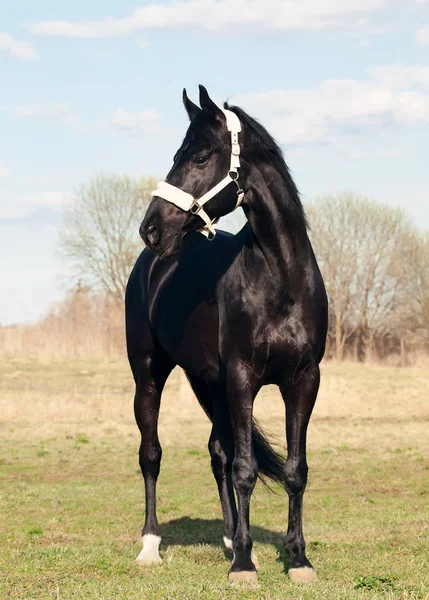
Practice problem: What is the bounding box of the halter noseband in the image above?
[151,108,244,240]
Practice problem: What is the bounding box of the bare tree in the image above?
[393,231,429,358]
[60,174,156,302]
[353,202,412,360]
[307,192,412,360]
[307,193,363,360]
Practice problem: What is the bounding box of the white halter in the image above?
[151,108,244,240]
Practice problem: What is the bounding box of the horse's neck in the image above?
[243,163,310,277]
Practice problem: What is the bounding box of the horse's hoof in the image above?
[228,570,258,582]
[135,553,162,566]
[136,534,162,566]
[288,567,318,583]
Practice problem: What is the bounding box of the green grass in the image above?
[0,358,428,599]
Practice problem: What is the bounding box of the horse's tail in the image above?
[251,419,285,488]
[187,374,285,489]
[192,386,284,488]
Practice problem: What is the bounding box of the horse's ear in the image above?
[199,85,224,123]
[182,88,201,121]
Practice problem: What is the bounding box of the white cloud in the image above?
[0,103,161,135]
[376,148,407,157]
[0,32,38,60]
[107,108,162,134]
[28,0,387,37]
[231,68,429,145]
[0,166,11,179]
[416,24,429,44]
[369,65,429,89]
[0,104,92,131]
[1,192,75,220]
[0,104,69,118]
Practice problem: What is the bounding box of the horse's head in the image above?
[140,85,245,258]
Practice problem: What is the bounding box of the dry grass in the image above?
[1,358,428,599]
[0,324,124,359]
[0,288,124,359]
[1,358,428,453]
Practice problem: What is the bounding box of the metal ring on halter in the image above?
[229,171,239,181]
[190,200,201,215]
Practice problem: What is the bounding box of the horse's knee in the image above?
[284,457,308,495]
[139,441,162,478]
[232,455,258,495]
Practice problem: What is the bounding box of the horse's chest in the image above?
[154,297,221,380]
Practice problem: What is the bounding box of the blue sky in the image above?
[1,0,429,324]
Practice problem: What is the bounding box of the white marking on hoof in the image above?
[251,551,260,571]
[229,570,258,582]
[223,536,233,550]
[224,538,259,571]
[135,534,162,565]
[288,567,318,583]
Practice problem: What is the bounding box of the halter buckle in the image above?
[190,200,201,214]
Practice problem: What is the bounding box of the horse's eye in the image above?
[193,155,209,166]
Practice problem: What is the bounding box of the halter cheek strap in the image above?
[151,108,244,240]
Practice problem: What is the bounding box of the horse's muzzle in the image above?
[139,216,160,249]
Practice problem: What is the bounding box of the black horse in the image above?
[126,86,328,583]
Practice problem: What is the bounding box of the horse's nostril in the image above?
[146,223,160,246]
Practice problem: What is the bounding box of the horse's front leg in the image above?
[227,361,259,582]
[132,353,173,566]
[280,363,320,583]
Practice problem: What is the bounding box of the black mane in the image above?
[224,102,307,228]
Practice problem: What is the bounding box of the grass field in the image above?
[1,358,428,599]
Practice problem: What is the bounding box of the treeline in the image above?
[307,193,428,362]
[1,175,427,362]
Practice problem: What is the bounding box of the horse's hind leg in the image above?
[131,349,174,565]
[186,377,239,553]
[280,363,320,583]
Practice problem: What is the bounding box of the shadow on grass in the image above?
[160,517,290,572]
